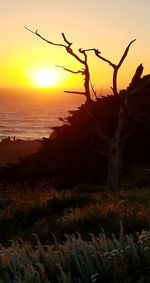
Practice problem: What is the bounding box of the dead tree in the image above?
[25,27,149,189]
[54,37,141,189]
[55,37,141,189]
[25,27,92,103]
[25,27,111,154]
[92,42,146,188]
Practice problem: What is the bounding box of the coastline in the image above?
[0,139,42,167]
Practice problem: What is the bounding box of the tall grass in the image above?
[0,230,149,283]
[0,184,150,244]
[0,183,150,282]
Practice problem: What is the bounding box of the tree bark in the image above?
[107,64,144,189]
[107,107,125,189]
[84,64,91,103]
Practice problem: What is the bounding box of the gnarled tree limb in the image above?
[93,39,136,95]
[25,26,92,102]
[64,90,86,96]
[56,65,85,75]
[25,26,66,48]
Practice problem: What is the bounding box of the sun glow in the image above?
[33,69,59,88]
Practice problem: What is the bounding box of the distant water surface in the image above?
[0,95,83,141]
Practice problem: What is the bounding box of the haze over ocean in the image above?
[0,93,83,141]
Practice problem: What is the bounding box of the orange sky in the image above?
[0,0,150,98]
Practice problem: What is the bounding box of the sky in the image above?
[0,0,150,99]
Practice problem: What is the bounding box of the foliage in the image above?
[0,184,149,245]
[1,76,150,187]
[0,184,149,282]
[0,229,149,283]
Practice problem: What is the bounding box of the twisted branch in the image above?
[56,65,85,75]
[25,26,92,101]
[93,39,136,95]
[25,26,66,48]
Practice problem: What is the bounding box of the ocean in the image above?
[0,95,84,141]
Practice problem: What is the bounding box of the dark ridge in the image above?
[1,75,150,188]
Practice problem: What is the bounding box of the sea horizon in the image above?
[0,93,84,141]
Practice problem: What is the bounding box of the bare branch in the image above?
[25,26,92,101]
[79,48,87,60]
[83,48,101,53]
[90,79,98,100]
[112,69,118,95]
[64,90,86,96]
[25,26,66,48]
[94,39,136,70]
[56,65,85,75]
[61,33,72,47]
[25,26,85,64]
[112,39,136,95]
[68,49,85,64]
[94,48,117,94]
[117,39,136,69]
[94,40,136,95]
[94,49,116,68]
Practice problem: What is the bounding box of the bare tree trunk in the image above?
[107,107,125,189]
[93,39,136,189]
[84,64,91,103]
[107,64,144,189]
[107,147,122,189]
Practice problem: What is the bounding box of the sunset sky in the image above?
[0,0,150,98]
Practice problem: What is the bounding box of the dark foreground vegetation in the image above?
[0,34,150,282]
[2,74,150,189]
[0,183,150,245]
[0,183,150,282]
[0,229,149,283]
[0,66,150,283]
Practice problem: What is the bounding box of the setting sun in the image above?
[33,69,59,88]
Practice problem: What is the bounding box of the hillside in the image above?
[1,75,150,188]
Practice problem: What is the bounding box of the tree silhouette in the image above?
[25,27,92,103]
[25,27,150,189]
[25,27,110,154]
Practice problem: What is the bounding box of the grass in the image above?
[0,229,149,282]
[0,183,150,282]
[0,183,149,245]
